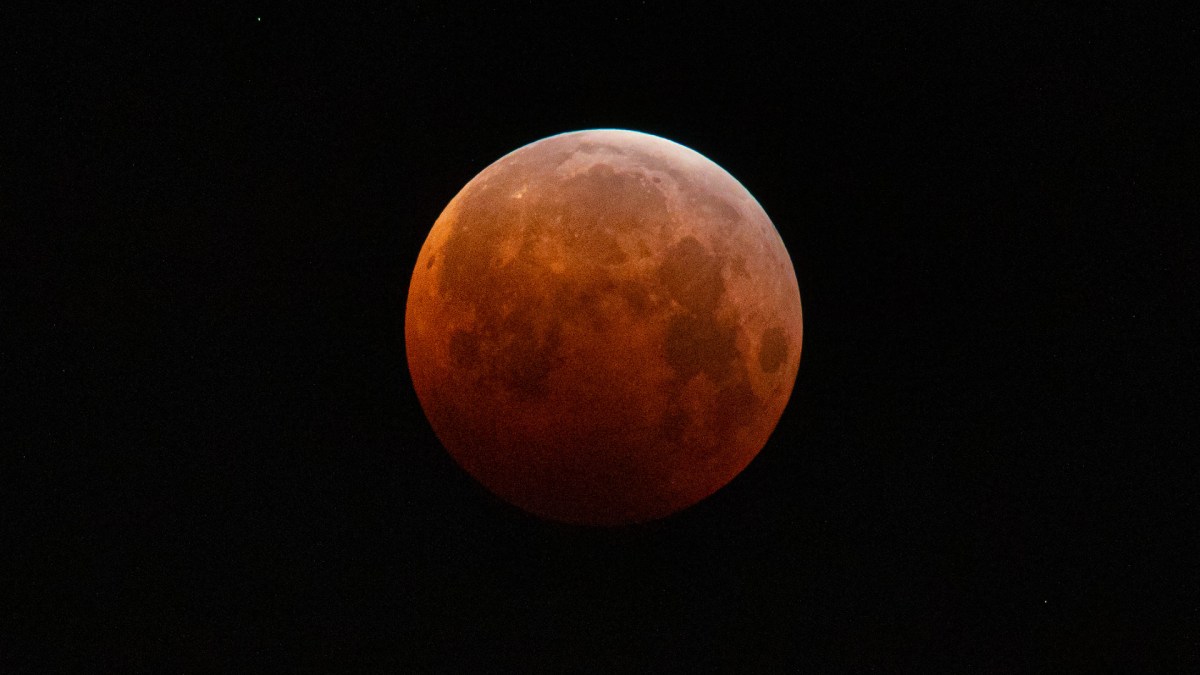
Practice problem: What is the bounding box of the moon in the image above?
[406,129,803,525]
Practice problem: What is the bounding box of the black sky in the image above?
[7,3,1193,670]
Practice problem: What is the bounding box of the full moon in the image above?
[406,129,803,525]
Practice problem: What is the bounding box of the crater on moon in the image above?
[406,129,803,525]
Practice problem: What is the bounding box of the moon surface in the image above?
[406,129,803,525]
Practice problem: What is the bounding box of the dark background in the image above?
[8,2,1193,670]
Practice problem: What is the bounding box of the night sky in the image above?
[9,3,1191,670]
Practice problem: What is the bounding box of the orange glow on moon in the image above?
[406,129,803,525]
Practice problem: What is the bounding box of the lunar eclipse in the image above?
[406,129,803,525]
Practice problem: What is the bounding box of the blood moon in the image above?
[406,129,802,525]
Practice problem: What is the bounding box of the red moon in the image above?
[406,129,803,525]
